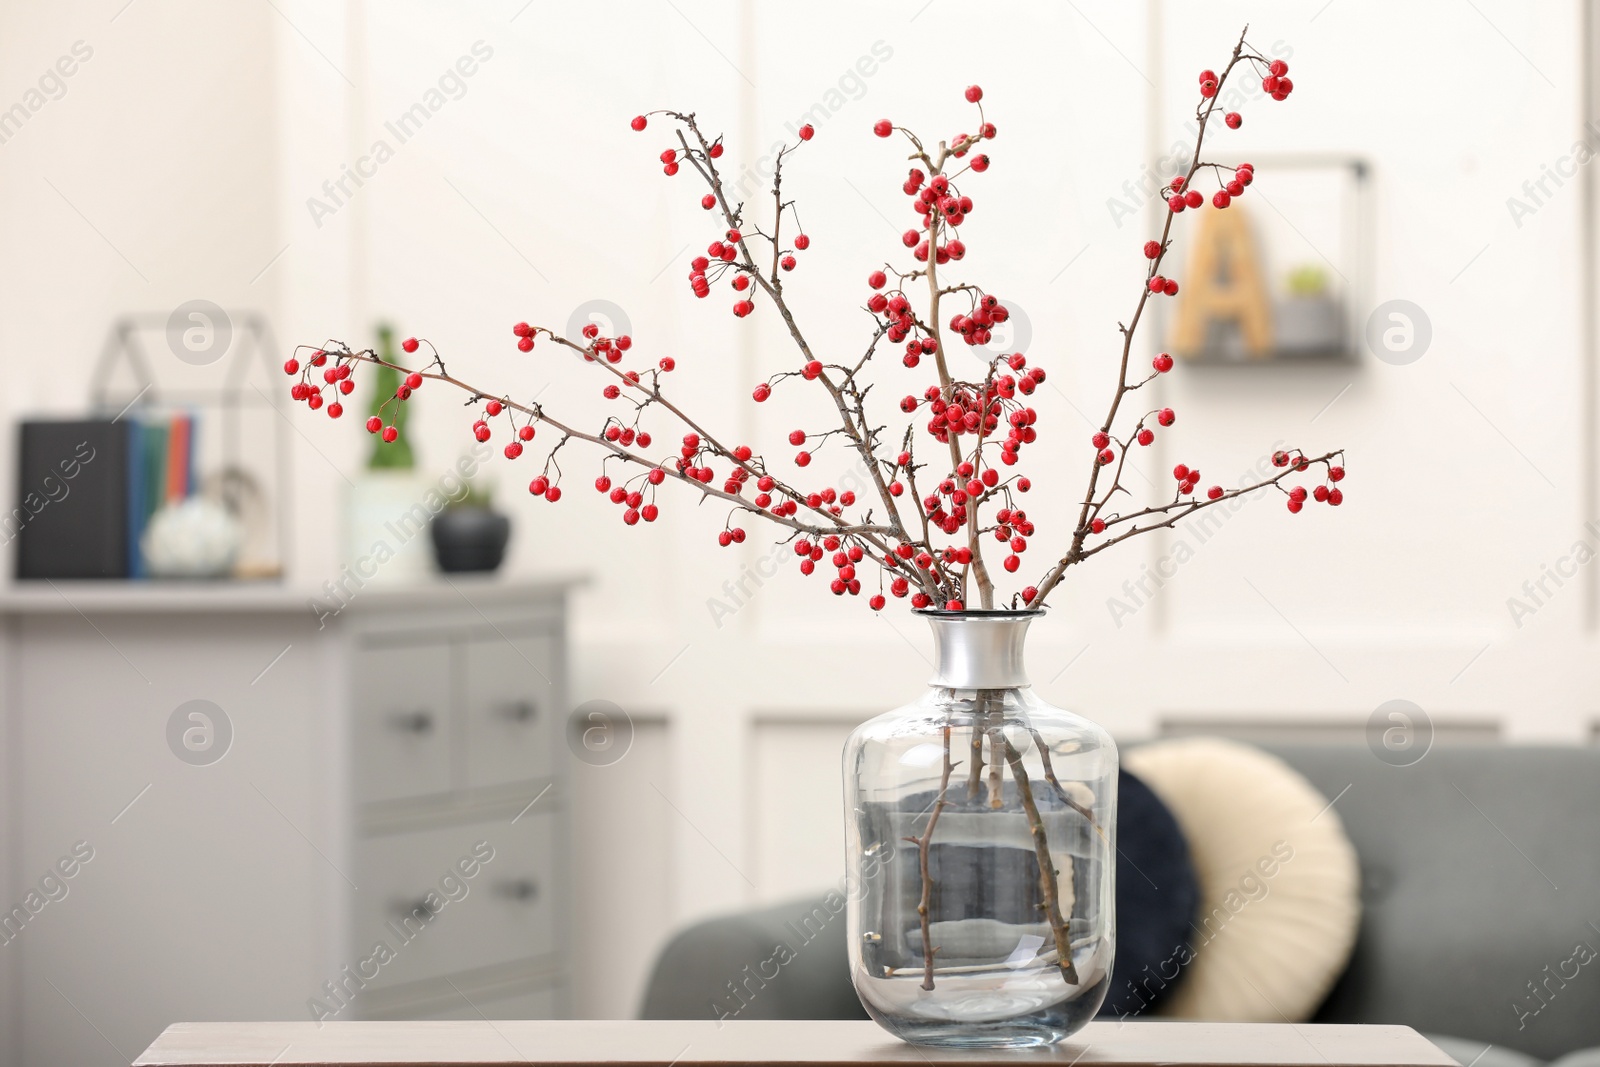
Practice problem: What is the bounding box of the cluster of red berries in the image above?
[283,349,352,422]
[1260,59,1294,100]
[1163,162,1253,216]
[901,170,978,266]
[1270,450,1345,512]
[294,57,1333,618]
[792,534,870,597]
[637,118,809,320]
[1169,463,1218,499]
[594,467,662,526]
[992,505,1034,574]
[284,342,425,432]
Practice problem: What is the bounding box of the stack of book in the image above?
[13,412,202,580]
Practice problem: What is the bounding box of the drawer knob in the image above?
[390,896,436,919]
[494,878,539,902]
[389,710,434,734]
[498,701,537,723]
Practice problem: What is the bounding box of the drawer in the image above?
[353,641,453,803]
[353,814,556,989]
[463,631,557,789]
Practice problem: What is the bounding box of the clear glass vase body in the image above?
[843,611,1117,1047]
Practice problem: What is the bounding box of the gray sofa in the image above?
[641,745,1600,1064]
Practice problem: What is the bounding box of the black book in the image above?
[13,419,131,580]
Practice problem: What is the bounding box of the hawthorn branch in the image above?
[1035,25,1279,606]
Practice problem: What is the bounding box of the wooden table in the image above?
[134,1020,1459,1067]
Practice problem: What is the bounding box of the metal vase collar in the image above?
[919,609,1042,689]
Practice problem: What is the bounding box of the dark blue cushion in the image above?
[1096,767,1200,1018]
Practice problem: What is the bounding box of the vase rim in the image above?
[913,607,1045,620]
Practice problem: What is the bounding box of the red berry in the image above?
[780,255,796,272]
[1328,488,1344,506]
[795,451,811,467]
[1137,428,1155,446]
[630,115,647,131]
[1198,69,1217,85]
[753,383,771,402]
[1208,485,1224,500]
[1287,499,1303,514]
[868,270,887,289]
[1148,276,1166,293]
[1200,78,1218,98]
[1163,278,1179,296]
[902,230,919,248]
[504,442,523,459]
[1098,448,1115,465]
[1168,196,1186,213]
[326,402,342,419]
[1184,189,1203,209]
[366,416,382,434]
[517,336,534,352]
[1269,59,1288,77]
[519,425,535,441]
[307,393,323,410]
[1153,353,1174,373]
[946,599,964,611]
[964,85,983,103]
[283,358,299,375]
[788,430,806,446]
[1090,518,1106,535]
[405,372,423,390]
[485,400,503,416]
[701,194,716,210]
[1158,407,1175,426]
[798,124,814,141]
[1143,240,1161,259]
[1213,191,1231,209]
[401,337,419,354]
[381,426,398,443]
[1173,464,1191,481]
[874,119,893,138]
[1329,465,1346,482]
[1225,112,1242,130]
[793,234,810,250]
[1091,431,1110,449]
[1021,586,1038,604]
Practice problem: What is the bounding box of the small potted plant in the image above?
[429,472,510,573]
[340,324,436,583]
[1276,263,1347,357]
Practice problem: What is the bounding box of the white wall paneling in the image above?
[2,0,1598,1038]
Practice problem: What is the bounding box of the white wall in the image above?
[2,0,1596,1029]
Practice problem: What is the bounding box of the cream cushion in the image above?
[1123,737,1361,1021]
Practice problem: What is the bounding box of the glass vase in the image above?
[843,609,1117,1047]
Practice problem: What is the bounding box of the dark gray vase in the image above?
[430,506,510,573]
